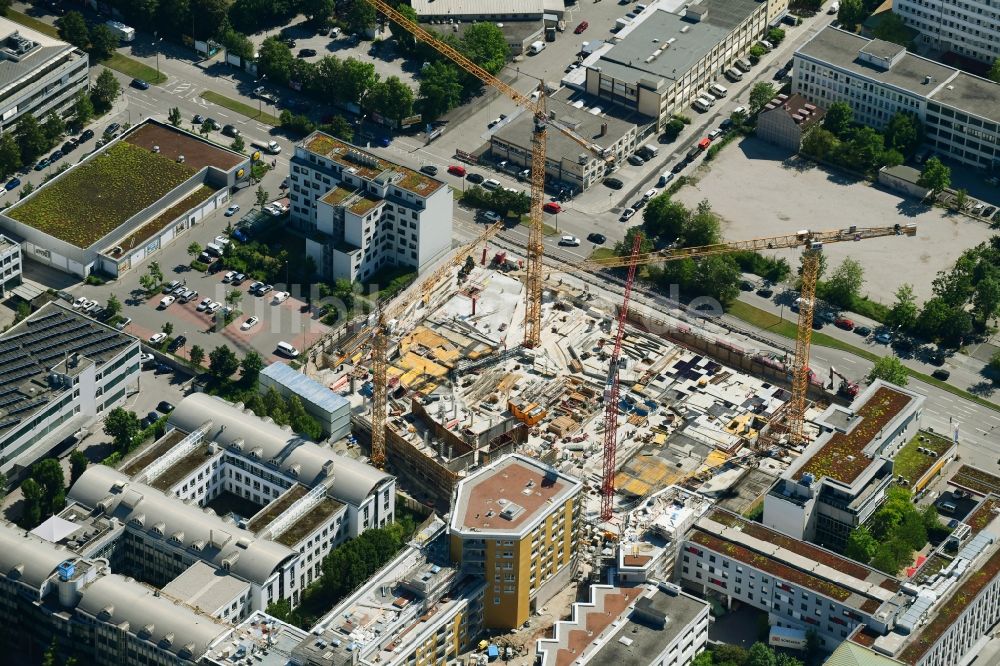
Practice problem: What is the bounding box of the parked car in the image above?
[104,122,121,136]
[756,287,774,298]
[671,162,686,174]
[740,280,755,291]
[167,335,187,352]
[559,235,581,246]
[874,332,892,344]
[298,48,317,57]
[447,165,466,177]
[204,118,221,130]
[627,154,645,166]
[196,297,213,312]
[225,204,240,216]
[574,20,589,33]
[480,210,503,223]
[932,368,951,381]
[631,199,645,211]
[80,129,95,141]
[140,352,155,366]
[587,233,607,244]
[5,177,21,191]
[131,78,150,90]
[619,208,635,222]
[543,201,561,214]
[162,279,180,293]
[603,177,623,189]
[241,316,260,331]
[206,301,222,314]
[222,271,236,283]
[157,401,175,413]
[149,332,167,344]
[34,159,50,171]
[466,172,484,184]
[231,273,246,285]
[834,317,855,330]
[855,326,872,337]
[192,114,205,125]
[258,284,273,296]
[141,411,159,428]
[50,150,63,161]
[420,165,439,176]
[708,128,723,140]
[114,317,132,330]
[222,124,240,138]
[158,295,175,308]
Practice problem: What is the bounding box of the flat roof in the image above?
[125,122,244,172]
[796,27,958,99]
[260,362,350,415]
[301,132,444,198]
[0,18,82,101]
[450,454,582,536]
[0,302,135,441]
[951,464,1000,496]
[274,496,345,547]
[149,441,215,491]
[245,484,308,533]
[161,561,251,614]
[589,588,707,666]
[411,0,543,16]
[121,429,188,476]
[929,71,1000,122]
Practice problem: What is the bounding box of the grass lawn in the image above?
[893,431,953,486]
[200,91,281,126]
[7,9,58,37]
[518,217,558,237]
[589,248,617,262]
[726,300,1000,413]
[104,53,167,85]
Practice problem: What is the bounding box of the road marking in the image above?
[841,357,857,364]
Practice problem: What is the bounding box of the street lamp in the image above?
[255,75,268,119]
[154,34,163,81]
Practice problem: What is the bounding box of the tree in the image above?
[643,195,689,242]
[662,117,685,141]
[162,321,173,336]
[884,111,923,156]
[103,408,141,451]
[91,70,121,112]
[766,27,786,45]
[231,135,246,153]
[301,0,333,24]
[57,11,89,50]
[838,0,866,30]
[801,127,838,160]
[189,345,205,367]
[367,77,414,122]
[973,276,1000,325]
[199,122,211,138]
[69,450,89,486]
[168,107,182,127]
[73,92,94,126]
[748,642,778,666]
[845,525,878,562]
[989,58,1000,84]
[105,294,122,318]
[226,289,243,308]
[840,126,886,172]
[953,188,969,211]
[748,82,777,114]
[209,345,240,379]
[873,12,913,48]
[824,257,865,307]
[43,113,65,144]
[322,115,354,142]
[18,182,35,200]
[389,3,419,54]
[0,132,21,178]
[240,350,264,384]
[15,113,48,165]
[461,23,509,76]
[691,652,713,666]
[713,644,749,665]
[886,283,918,332]
[824,101,855,139]
[340,58,379,106]
[614,226,654,256]
[681,200,722,247]
[917,157,950,196]
[191,0,229,39]
[867,355,909,386]
[419,62,463,120]
[139,273,158,294]
[89,24,119,60]
[187,242,202,257]
[258,37,295,85]
[344,0,376,34]
[148,260,163,284]
[0,472,6,503]
[20,478,43,529]
[256,186,270,209]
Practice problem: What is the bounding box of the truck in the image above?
[251,139,282,155]
[105,21,135,42]
[637,143,659,160]
[528,40,546,55]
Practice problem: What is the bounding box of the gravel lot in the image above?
[675,137,996,302]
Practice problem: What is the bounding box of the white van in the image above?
[482,178,501,191]
[735,58,752,73]
[204,243,223,257]
[697,95,716,107]
[692,98,711,113]
[725,67,744,82]
[528,40,546,55]
[276,341,300,358]
[709,83,728,98]
[641,188,658,202]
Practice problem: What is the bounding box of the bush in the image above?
[190,260,208,272]
[732,251,791,282]
[84,274,106,285]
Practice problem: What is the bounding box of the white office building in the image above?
[0,301,139,484]
[288,132,452,283]
[793,26,1000,171]
[894,0,1000,65]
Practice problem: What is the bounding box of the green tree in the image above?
[301,0,334,24]
[15,113,48,165]
[344,0,376,34]
[69,450,89,486]
[419,62,463,120]
[162,321,173,336]
[973,276,1000,325]
[18,182,35,200]
[662,117,685,141]
[824,101,855,138]
[461,23,509,76]
[105,294,122,318]
[168,107,182,127]
[838,0,866,30]
[340,58,379,106]
[89,24,119,60]
[845,525,878,562]
[713,644,749,665]
[748,82,777,114]
[840,126,886,171]
[765,27,786,45]
[187,242,202,257]
[0,132,21,178]
[873,12,913,48]
[192,0,229,39]
[258,37,295,85]
[953,188,969,211]
[367,76,414,122]
[681,200,722,247]
[0,472,6,503]
[867,355,909,386]
[189,344,205,367]
[226,289,243,307]
[32,458,66,517]
[989,350,1000,375]
[917,157,950,195]
[199,122,211,139]
[884,111,923,156]
[240,349,264,384]
[91,70,121,112]
[322,115,354,142]
[73,91,94,126]
[614,226,654,256]
[801,127,838,160]
[691,653,713,666]
[57,11,89,50]
[989,58,1000,84]
[886,283,918,332]
[747,642,778,666]
[256,186,270,209]
[209,345,240,379]
[693,255,741,305]
[148,260,163,284]
[643,195,689,242]
[20,478,43,529]
[824,257,865,307]
[139,273,158,294]
[103,407,140,453]
[389,3,420,54]
[231,135,246,153]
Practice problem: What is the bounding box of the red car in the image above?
[574,20,589,34]
[447,164,467,177]
[834,317,855,330]
[543,201,562,214]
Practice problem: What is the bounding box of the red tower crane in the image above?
[600,232,644,522]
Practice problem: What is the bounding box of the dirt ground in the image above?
[674,137,996,303]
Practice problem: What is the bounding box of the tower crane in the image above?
[364,0,615,350]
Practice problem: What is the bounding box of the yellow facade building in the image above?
[449,454,583,630]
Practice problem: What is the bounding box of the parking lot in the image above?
[674,136,997,302]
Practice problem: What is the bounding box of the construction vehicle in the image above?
[509,398,547,426]
[829,366,859,399]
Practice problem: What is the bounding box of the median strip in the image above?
[104,53,167,85]
[726,300,1000,413]
[200,91,281,126]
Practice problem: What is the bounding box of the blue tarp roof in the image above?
[487,645,499,657]
[261,362,350,413]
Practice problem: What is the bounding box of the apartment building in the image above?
[449,454,583,629]
[0,521,232,665]
[0,301,140,484]
[584,0,770,131]
[678,508,907,651]
[0,18,88,130]
[756,93,826,153]
[536,582,710,666]
[0,234,21,295]
[793,26,1000,171]
[763,380,924,550]
[288,132,452,282]
[894,0,1000,65]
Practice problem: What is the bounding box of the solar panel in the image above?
[0,417,20,430]
[0,343,19,355]
[0,394,23,409]
[25,312,62,327]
